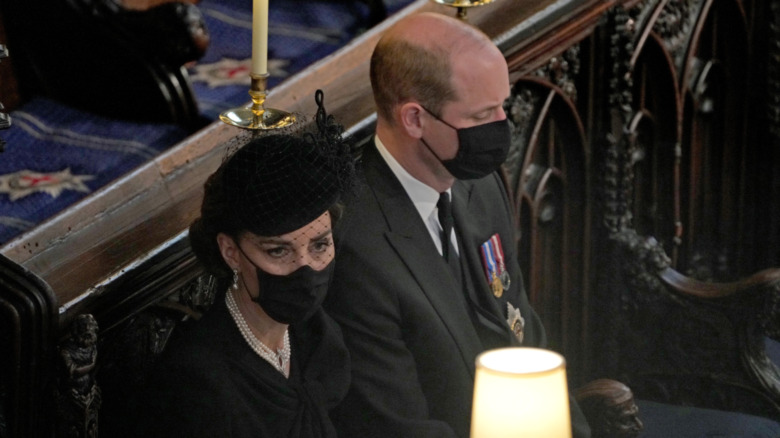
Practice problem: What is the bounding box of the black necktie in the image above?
[437,192,461,279]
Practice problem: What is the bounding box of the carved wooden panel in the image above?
[602,228,780,418]
[499,0,780,417]
[0,254,57,438]
[593,0,780,419]
[503,61,590,383]
[606,0,779,280]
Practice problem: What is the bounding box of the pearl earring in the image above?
[232,269,239,290]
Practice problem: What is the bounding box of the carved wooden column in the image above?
[502,48,591,384]
[56,314,101,438]
[0,254,58,438]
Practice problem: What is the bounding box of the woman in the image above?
[135,91,355,437]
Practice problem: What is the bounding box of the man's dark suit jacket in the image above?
[326,141,590,437]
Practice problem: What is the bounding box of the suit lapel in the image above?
[451,180,514,342]
[362,144,484,376]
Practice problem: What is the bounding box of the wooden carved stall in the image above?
[486,0,779,422]
[498,0,780,421]
[590,0,780,420]
[2,0,780,436]
[0,0,208,126]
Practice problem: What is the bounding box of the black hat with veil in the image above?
[190,90,357,277]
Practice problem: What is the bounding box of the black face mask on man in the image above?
[420,106,512,180]
[238,245,334,324]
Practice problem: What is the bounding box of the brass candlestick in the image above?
[219,73,296,130]
[432,0,495,20]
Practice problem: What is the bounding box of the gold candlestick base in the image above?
[432,0,495,20]
[219,74,296,130]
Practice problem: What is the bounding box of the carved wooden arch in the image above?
[596,0,780,420]
[677,0,753,279]
[503,74,589,382]
[624,32,680,257]
[621,0,755,279]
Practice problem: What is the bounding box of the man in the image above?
[325,12,590,437]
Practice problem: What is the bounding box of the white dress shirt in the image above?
[375,135,459,256]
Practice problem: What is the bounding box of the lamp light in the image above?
[471,347,572,438]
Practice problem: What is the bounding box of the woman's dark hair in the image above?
[188,164,242,278]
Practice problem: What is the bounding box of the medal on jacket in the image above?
[490,272,503,297]
[506,302,525,344]
[480,234,510,297]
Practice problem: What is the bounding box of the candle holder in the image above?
[432,0,495,20]
[219,73,296,130]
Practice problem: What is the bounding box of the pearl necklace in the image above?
[225,290,291,378]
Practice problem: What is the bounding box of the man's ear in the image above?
[399,102,425,139]
[217,233,240,270]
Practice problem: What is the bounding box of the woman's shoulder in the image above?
[152,301,238,373]
[150,326,231,384]
[131,316,238,437]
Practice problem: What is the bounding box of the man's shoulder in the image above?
[472,171,508,193]
[336,146,394,235]
[458,172,512,210]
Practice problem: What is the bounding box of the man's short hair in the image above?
[370,38,456,123]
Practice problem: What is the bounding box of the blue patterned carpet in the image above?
[0,0,412,245]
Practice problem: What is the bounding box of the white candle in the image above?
[251,0,269,75]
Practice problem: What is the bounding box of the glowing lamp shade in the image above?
[471,348,571,438]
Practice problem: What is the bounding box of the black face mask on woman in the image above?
[245,258,335,324]
[420,106,512,180]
